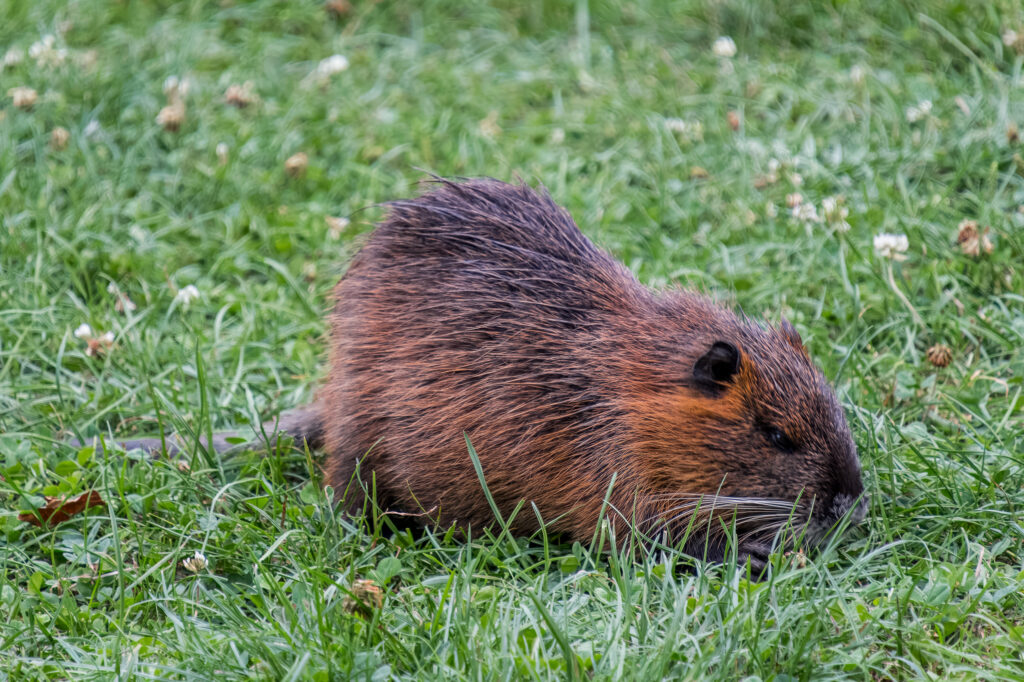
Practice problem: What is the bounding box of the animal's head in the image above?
[626,313,866,567]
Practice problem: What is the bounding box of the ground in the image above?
[1,1,1023,679]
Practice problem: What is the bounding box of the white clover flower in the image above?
[115,293,136,313]
[174,284,200,306]
[326,216,350,240]
[664,118,703,141]
[224,82,257,108]
[8,86,37,109]
[156,100,185,131]
[956,219,993,257]
[822,196,849,221]
[665,117,686,133]
[315,54,349,78]
[2,47,24,68]
[182,551,208,573]
[162,75,190,99]
[823,196,851,233]
[874,233,909,260]
[28,34,67,67]
[285,152,309,177]
[50,126,70,150]
[850,64,866,86]
[163,75,180,97]
[342,578,384,613]
[73,324,115,356]
[1003,29,1019,48]
[905,100,932,123]
[29,35,54,59]
[712,36,737,58]
[791,202,821,223]
[754,158,781,187]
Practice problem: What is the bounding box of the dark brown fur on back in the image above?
[318,179,866,562]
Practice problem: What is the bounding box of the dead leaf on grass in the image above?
[18,490,106,527]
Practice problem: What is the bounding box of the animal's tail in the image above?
[71,405,324,456]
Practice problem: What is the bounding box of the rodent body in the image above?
[315,179,866,564]
[95,179,866,567]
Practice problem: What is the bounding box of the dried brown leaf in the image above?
[19,490,106,527]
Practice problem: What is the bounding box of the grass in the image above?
[2,0,1024,678]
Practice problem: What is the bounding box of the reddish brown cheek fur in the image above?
[621,357,771,495]
[624,391,741,495]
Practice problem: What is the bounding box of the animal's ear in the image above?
[693,341,740,388]
[780,318,807,354]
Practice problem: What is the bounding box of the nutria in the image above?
[85,178,867,570]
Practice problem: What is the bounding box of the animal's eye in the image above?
[765,426,795,452]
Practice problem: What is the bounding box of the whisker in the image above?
[646,493,798,509]
[642,498,812,549]
[737,519,809,548]
[642,502,803,528]
[647,502,790,522]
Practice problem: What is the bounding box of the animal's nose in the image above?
[830,492,868,525]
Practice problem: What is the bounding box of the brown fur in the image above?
[85,178,866,568]
[314,179,865,565]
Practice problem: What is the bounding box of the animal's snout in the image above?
[850,495,868,525]
[831,493,869,526]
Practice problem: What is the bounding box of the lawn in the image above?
[2,0,1024,679]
